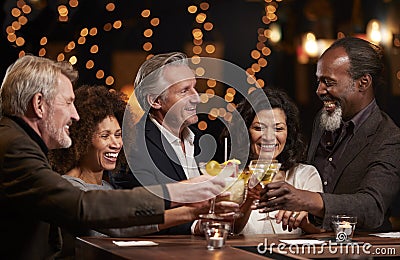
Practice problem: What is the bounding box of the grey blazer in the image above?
[0,116,165,260]
[307,108,400,231]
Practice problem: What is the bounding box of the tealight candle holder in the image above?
[331,215,357,242]
[202,221,230,250]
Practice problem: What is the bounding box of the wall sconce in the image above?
[304,32,318,58]
[297,32,334,64]
[269,23,281,43]
[366,19,393,46]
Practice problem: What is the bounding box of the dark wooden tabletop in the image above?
[76,232,400,259]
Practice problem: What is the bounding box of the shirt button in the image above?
[328,157,333,162]
[324,181,328,186]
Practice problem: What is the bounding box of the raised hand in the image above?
[257,181,324,219]
[167,175,226,207]
[214,198,240,214]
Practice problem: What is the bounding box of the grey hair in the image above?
[0,55,78,117]
[134,52,188,112]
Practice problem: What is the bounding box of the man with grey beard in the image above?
[319,103,342,132]
[258,37,400,232]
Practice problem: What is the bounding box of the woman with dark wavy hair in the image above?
[230,87,323,234]
[49,85,128,179]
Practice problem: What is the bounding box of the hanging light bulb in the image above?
[366,19,392,46]
[304,32,318,57]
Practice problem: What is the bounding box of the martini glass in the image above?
[248,159,281,221]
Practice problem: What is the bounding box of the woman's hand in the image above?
[246,183,262,201]
[274,210,307,232]
[274,210,325,234]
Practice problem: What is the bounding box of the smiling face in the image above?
[81,115,123,172]
[40,74,80,149]
[152,65,200,135]
[249,108,287,160]
[316,47,361,124]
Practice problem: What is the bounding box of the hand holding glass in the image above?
[248,159,281,221]
[198,161,246,221]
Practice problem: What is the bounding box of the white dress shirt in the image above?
[150,116,200,179]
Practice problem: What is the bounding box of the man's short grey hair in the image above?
[0,55,78,117]
[134,52,188,112]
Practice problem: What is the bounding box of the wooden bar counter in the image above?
[76,232,400,259]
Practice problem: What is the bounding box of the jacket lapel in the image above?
[330,109,381,192]
[307,111,324,163]
[145,118,187,181]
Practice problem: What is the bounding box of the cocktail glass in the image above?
[198,162,247,225]
[248,159,281,221]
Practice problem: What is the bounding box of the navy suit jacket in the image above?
[307,107,400,231]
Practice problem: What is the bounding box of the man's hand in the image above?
[214,193,240,213]
[258,181,325,218]
[167,175,225,207]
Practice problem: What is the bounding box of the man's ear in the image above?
[147,95,162,109]
[32,93,45,118]
[358,74,372,92]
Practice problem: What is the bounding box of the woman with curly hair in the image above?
[49,85,210,257]
[50,85,127,186]
[227,87,323,234]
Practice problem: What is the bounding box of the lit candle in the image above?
[338,221,353,236]
[207,230,224,249]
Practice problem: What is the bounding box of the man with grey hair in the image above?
[0,55,226,259]
[258,37,400,232]
[115,52,203,190]
[113,52,216,234]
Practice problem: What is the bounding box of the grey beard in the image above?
[320,106,342,131]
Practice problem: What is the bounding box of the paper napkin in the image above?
[370,232,400,238]
[112,240,159,247]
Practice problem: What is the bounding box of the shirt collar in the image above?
[9,116,49,155]
[347,99,377,133]
[150,116,195,145]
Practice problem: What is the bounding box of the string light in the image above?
[4,1,127,88]
[245,0,281,93]
[188,1,228,129]
[140,8,160,59]
[4,1,281,94]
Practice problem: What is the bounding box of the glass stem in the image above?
[209,198,216,213]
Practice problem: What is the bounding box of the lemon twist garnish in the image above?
[205,160,221,176]
[222,159,241,165]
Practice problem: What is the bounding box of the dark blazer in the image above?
[307,107,400,231]
[0,116,165,260]
[112,116,205,234]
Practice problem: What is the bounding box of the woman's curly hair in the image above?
[225,87,306,171]
[49,85,128,175]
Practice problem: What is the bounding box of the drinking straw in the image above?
[224,137,228,162]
